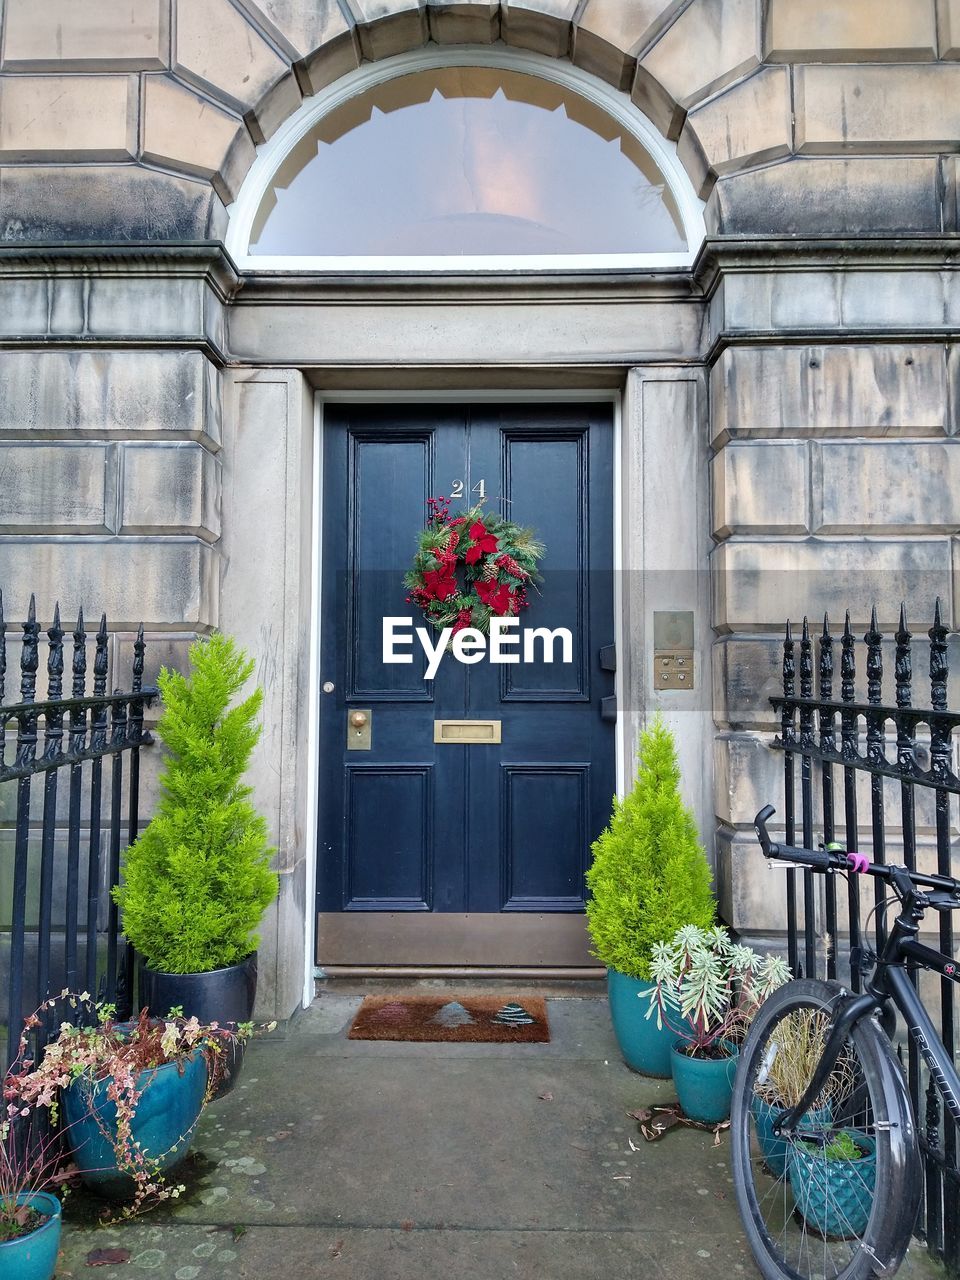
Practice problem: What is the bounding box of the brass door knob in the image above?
[349,711,368,728]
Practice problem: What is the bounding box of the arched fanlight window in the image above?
[228,50,704,271]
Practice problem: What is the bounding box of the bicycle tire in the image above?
[731,978,921,1280]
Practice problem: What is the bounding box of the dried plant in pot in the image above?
[112,634,278,1095]
[0,1114,66,1280]
[750,1006,857,1177]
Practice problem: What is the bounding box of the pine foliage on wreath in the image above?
[405,496,545,635]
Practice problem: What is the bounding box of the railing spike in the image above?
[72,606,87,700]
[20,597,40,703]
[930,597,949,713]
[895,604,912,710]
[93,613,109,699]
[46,604,64,702]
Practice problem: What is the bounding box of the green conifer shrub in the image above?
[113,633,278,974]
[585,713,715,981]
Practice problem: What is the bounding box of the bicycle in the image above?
[730,803,960,1280]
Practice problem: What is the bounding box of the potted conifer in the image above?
[112,634,278,1093]
[585,714,715,1077]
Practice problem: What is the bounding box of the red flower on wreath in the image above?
[475,579,516,615]
[422,568,457,601]
[464,521,499,565]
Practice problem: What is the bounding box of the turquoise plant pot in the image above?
[671,1040,739,1123]
[607,970,674,1077]
[62,1049,208,1199]
[0,1192,61,1280]
[789,1131,877,1239]
[751,1097,833,1178]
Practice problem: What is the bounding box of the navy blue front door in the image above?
[317,404,615,959]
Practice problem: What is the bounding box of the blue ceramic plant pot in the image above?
[789,1131,877,1239]
[0,1192,62,1280]
[62,1049,208,1199]
[751,1098,833,1178]
[607,970,675,1078]
[670,1039,739,1123]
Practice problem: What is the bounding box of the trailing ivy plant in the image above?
[585,713,715,982]
[113,633,278,974]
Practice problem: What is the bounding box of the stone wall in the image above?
[1,1,958,242]
[707,246,960,938]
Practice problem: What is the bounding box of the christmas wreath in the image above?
[404,496,545,635]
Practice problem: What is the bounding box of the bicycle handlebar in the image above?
[753,805,960,899]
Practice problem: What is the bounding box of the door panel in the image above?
[318,403,615,964]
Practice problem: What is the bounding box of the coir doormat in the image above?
[347,995,550,1043]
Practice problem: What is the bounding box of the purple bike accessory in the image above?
[847,852,870,874]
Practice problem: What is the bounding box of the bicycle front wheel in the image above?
[731,978,921,1280]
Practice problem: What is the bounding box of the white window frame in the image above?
[226,46,706,274]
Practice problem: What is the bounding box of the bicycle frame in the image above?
[776,894,960,1135]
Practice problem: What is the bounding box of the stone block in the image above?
[84,277,206,342]
[574,0,685,92]
[2,0,168,69]
[717,270,960,336]
[715,827,808,934]
[710,345,949,445]
[235,0,353,60]
[712,537,952,634]
[684,66,791,187]
[717,730,948,836]
[711,441,808,540]
[175,0,291,114]
[706,156,942,236]
[714,628,960,725]
[816,441,960,535]
[120,442,220,539]
[349,1,429,61]
[427,1,499,43]
[796,64,960,153]
[639,0,760,115]
[712,636,785,730]
[0,828,111,933]
[0,74,137,162]
[767,0,937,61]
[142,74,255,203]
[0,350,220,448]
[0,444,111,532]
[0,539,217,629]
[501,0,577,58]
[0,166,226,244]
[939,0,960,58]
[247,72,303,145]
[676,126,711,200]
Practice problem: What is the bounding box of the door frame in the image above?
[302,389,625,1000]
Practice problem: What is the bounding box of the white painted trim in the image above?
[611,394,626,800]
[301,396,323,1008]
[226,46,705,275]
[306,387,626,989]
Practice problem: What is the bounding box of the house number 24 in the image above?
[450,479,486,500]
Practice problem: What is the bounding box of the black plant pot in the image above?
[139,953,258,1099]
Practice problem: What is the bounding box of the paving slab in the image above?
[54,993,942,1280]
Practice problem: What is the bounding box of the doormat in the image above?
[347,995,550,1043]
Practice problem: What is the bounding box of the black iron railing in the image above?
[771,600,960,1274]
[0,595,157,1068]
